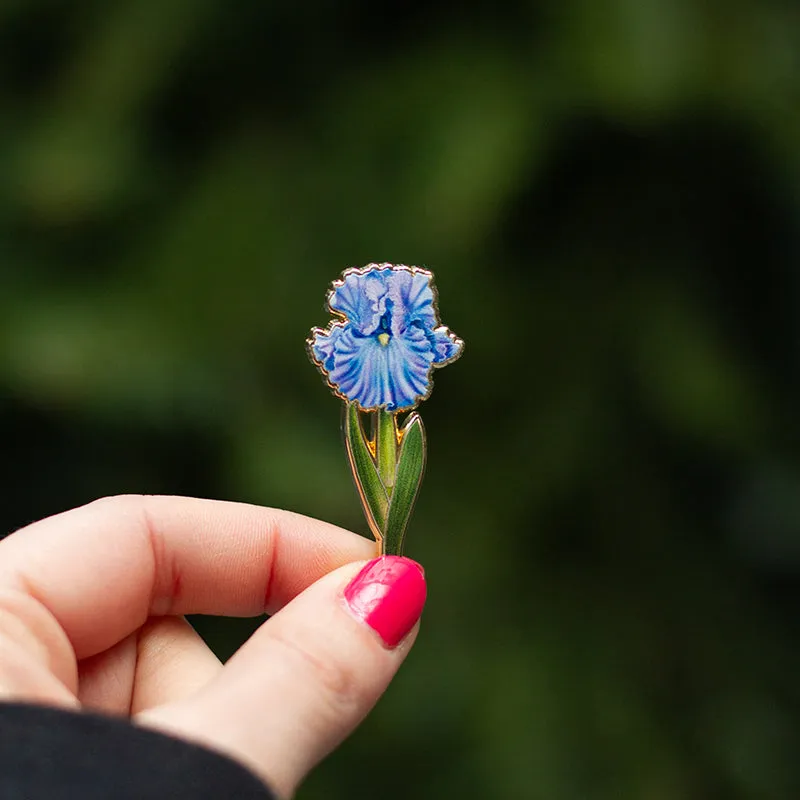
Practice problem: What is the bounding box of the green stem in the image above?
[375,409,398,491]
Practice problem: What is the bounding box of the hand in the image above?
[0,496,427,797]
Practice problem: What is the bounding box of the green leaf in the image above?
[343,402,388,540]
[383,412,426,556]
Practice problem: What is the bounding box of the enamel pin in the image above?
[307,263,463,556]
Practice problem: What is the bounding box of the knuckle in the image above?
[0,642,78,706]
[0,590,54,660]
[269,629,365,716]
[0,589,77,690]
[0,598,39,656]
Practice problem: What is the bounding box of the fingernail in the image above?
[344,556,427,648]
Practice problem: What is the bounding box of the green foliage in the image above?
[2,1,800,798]
[384,411,426,556]
[344,402,389,534]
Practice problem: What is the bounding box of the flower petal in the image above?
[329,269,391,335]
[427,326,463,364]
[309,323,345,372]
[310,265,463,410]
[329,327,435,411]
[387,269,437,336]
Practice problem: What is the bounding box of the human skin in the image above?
[0,495,426,798]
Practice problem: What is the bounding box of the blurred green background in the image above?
[2,0,800,797]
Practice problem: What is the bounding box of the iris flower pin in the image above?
[307,263,463,556]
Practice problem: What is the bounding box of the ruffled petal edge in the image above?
[428,326,464,365]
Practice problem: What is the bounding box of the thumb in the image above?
[139,556,427,798]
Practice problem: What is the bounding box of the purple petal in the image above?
[309,324,345,372]
[329,268,391,335]
[328,326,435,410]
[427,326,463,364]
[387,269,437,336]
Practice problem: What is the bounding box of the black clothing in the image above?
[0,703,274,799]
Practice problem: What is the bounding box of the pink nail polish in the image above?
[344,556,427,648]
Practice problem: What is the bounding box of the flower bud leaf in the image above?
[343,402,388,541]
[383,412,426,556]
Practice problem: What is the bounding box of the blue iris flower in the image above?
[308,264,463,411]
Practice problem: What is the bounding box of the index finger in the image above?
[0,495,375,659]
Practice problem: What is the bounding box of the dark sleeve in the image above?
[0,702,275,799]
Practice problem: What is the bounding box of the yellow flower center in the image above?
[377,332,390,347]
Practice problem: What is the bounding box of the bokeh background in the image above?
[2,1,800,797]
